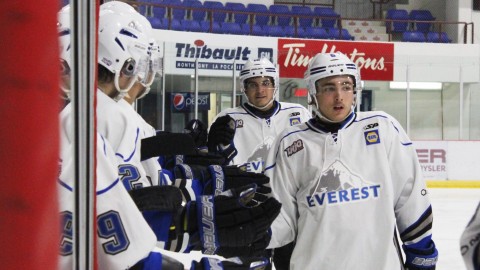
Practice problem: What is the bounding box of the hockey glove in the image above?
[173,163,271,202]
[207,115,237,163]
[191,257,270,270]
[162,151,227,172]
[175,184,281,258]
[403,241,438,270]
[184,119,208,150]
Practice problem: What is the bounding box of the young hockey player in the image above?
[264,52,439,270]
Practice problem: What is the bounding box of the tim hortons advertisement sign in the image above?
[277,39,394,81]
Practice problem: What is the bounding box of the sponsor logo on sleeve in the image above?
[285,139,304,157]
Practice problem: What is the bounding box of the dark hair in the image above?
[98,64,115,84]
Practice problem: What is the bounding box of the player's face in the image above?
[314,75,355,122]
[244,76,275,110]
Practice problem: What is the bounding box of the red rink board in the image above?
[277,39,394,81]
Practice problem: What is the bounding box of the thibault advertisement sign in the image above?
[277,39,394,81]
[164,38,277,76]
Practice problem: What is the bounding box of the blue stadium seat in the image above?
[305,27,329,39]
[200,21,221,33]
[263,25,285,37]
[329,28,354,40]
[148,17,164,29]
[181,19,202,32]
[410,10,436,32]
[204,1,227,22]
[402,31,426,42]
[292,6,313,28]
[169,18,183,31]
[426,31,452,43]
[185,1,205,21]
[225,2,248,24]
[241,24,265,36]
[220,22,242,34]
[385,9,409,33]
[269,4,291,26]
[152,6,167,19]
[283,25,296,37]
[247,3,269,26]
[171,4,186,20]
[313,7,340,28]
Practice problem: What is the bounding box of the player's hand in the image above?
[191,257,269,270]
[207,115,237,162]
[173,164,271,202]
[184,119,208,149]
[177,184,281,258]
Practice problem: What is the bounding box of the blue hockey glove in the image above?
[173,163,271,202]
[403,241,438,269]
[191,257,270,270]
[175,184,281,258]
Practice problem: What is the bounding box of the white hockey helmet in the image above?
[98,8,150,100]
[239,57,279,110]
[304,52,361,122]
[58,4,72,99]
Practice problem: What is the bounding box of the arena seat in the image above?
[426,31,452,43]
[269,4,291,26]
[220,22,242,34]
[402,31,426,42]
[313,7,340,28]
[385,9,409,33]
[292,6,314,28]
[203,1,227,22]
[225,2,248,24]
[410,9,436,32]
[305,26,329,39]
[247,3,269,26]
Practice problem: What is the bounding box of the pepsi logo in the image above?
[173,94,185,110]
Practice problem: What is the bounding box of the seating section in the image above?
[138,1,448,43]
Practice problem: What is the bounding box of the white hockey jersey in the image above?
[213,102,311,173]
[96,89,150,190]
[117,99,171,186]
[58,109,157,269]
[265,111,435,270]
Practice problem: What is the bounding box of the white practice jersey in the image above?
[265,111,435,270]
[97,89,150,190]
[58,110,156,269]
[460,202,480,270]
[117,99,171,186]
[214,102,310,173]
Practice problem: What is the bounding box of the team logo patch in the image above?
[235,119,244,128]
[363,123,379,130]
[289,112,300,117]
[364,130,380,145]
[289,117,301,126]
[285,139,304,157]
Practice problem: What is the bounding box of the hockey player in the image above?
[264,52,438,269]
[208,57,310,269]
[57,6,280,269]
[95,4,154,190]
[208,57,311,173]
[460,202,480,270]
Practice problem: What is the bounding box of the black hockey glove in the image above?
[403,241,438,270]
[162,150,227,172]
[184,119,208,150]
[207,115,237,163]
[173,163,271,202]
[174,184,281,258]
[191,257,270,270]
